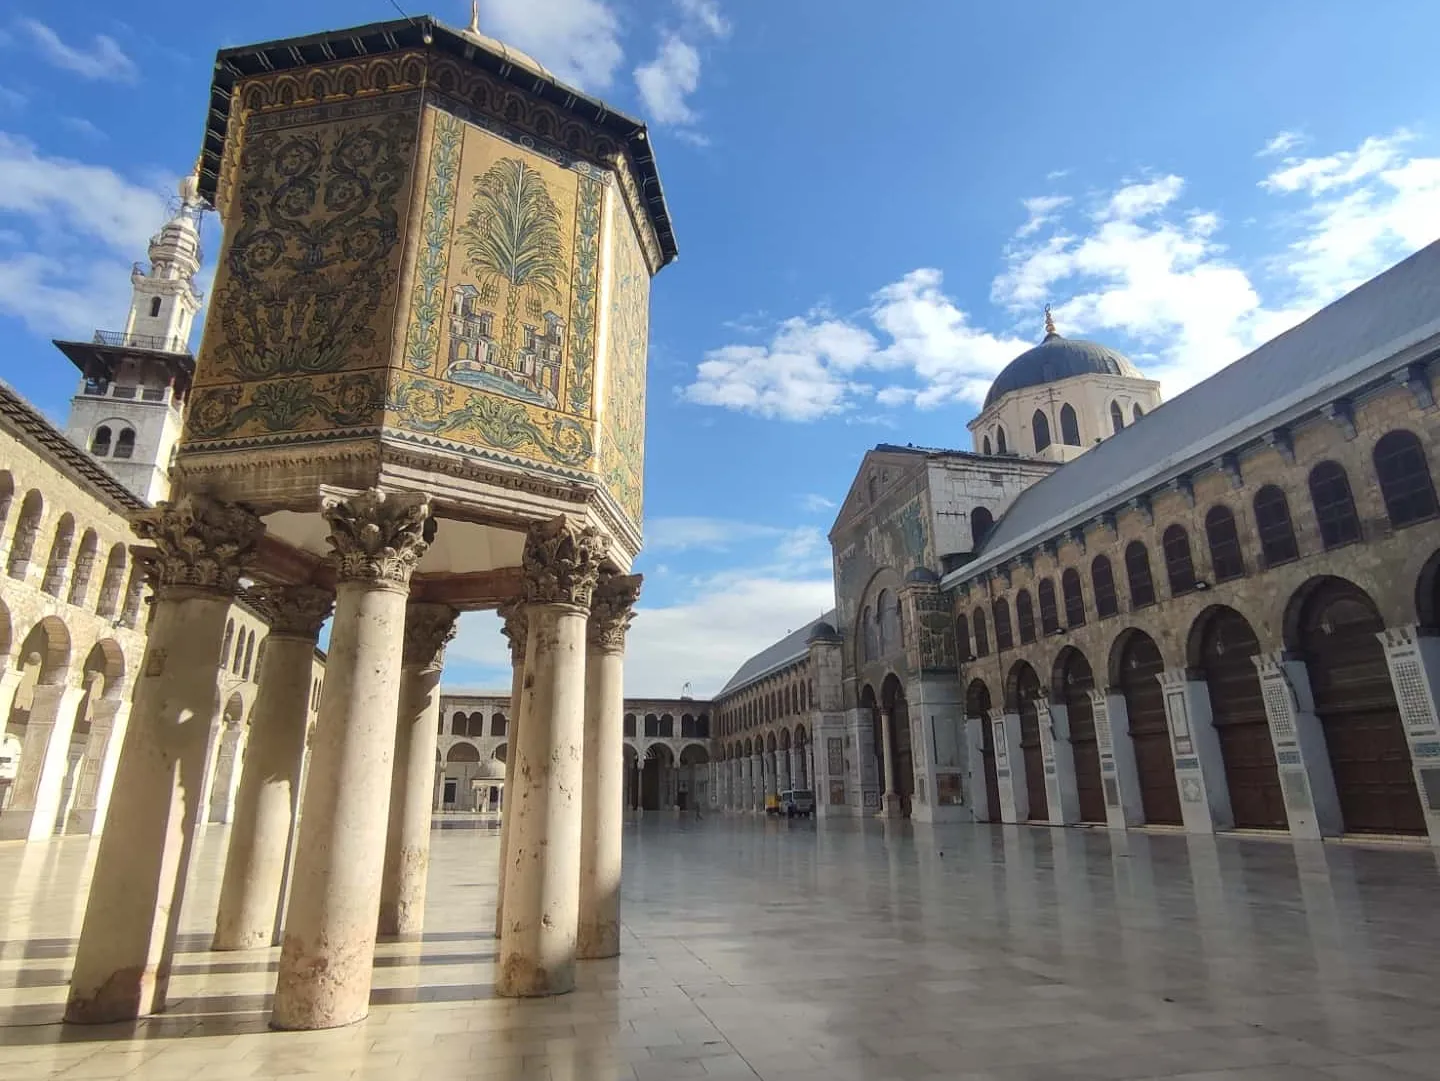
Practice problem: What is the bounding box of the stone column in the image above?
[877,708,902,818]
[378,603,458,937]
[751,753,762,810]
[1096,690,1146,829]
[66,496,264,1023]
[498,517,606,997]
[1251,652,1342,839]
[213,586,332,951]
[1378,626,1440,846]
[578,571,640,960]
[1036,698,1080,826]
[1158,668,1233,834]
[272,488,431,1030]
[494,600,527,936]
[989,709,1026,823]
[778,747,792,794]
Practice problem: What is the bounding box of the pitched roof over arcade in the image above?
[944,238,1440,590]
[717,610,838,697]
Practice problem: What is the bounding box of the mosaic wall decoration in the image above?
[598,199,651,525]
[387,104,612,478]
[187,93,418,444]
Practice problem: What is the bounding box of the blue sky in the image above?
[1,1,1438,696]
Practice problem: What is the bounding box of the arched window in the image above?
[1162,525,1195,595]
[1253,485,1299,566]
[1374,430,1438,527]
[451,712,466,735]
[867,474,878,502]
[982,435,992,455]
[1125,542,1156,608]
[222,620,235,666]
[41,513,75,596]
[1037,578,1059,634]
[241,631,255,680]
[970,506,994,547]
[955,613,971,659]
[232,629,245,673]
[7,490,43,580]
[68,529,98,606]
[861,605,876,660]
[624,714,636,737]
[96,543,126,617]
[91,425,112,456]
[878,590,901,655]
[993,598,1013,651]
[1308,461,1361,549]
[972,608,989,656]
[1132,403,1144,422]
[1110,401,1124,434]
[114,428,136,459]
[1204,506,1245,581]
[1016,590,1036,643]
[996,428,1008,454]
[1061,568,1086,627]
[1092,555,1118,618]
[149,296,162,318]
[119,569,146,628]
[1032,410,1051,453]
[1059,403,1081,446]
[491,713,507,737]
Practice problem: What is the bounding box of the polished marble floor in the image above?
[3,817,1440,1080]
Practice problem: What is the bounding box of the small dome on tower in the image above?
[178,170,200,206]
[984,306,1138,408]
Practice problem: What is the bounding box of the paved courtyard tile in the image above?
[2,817,1440,1080]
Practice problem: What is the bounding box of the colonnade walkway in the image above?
[3,818,1440,1080]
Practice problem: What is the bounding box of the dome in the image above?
[457,4,552,80]
[806,621,839,644]
[984,313,1138,409]
[905,567,939,584]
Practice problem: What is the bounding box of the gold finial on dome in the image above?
[469,0,481,33]
[1043,303,1057,337]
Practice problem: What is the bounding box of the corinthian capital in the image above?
[520,517,608,609]
[131,494,264,596]
[498,598,529,666]
[403,603,458,671]
[588,572,642,654]
[247,584,334,638]
[322,487,431,588]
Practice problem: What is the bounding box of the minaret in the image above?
[57,171,204,504]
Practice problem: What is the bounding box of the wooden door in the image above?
[1201,609,1285,829]
[1121,635,1182,826]
[1065,682,1107,823]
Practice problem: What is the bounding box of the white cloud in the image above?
[634,35,701,126]
[647,516,784,551]
[678,0,730,37]
[799,493,836,513]
[61,116,106,141]
[1016,194,1070,238]
[1257,130,1305,158]
[19,20,137,83]
[476,0,623,89]
[0,134,171,336]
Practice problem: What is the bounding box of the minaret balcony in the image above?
[92,330,191,355]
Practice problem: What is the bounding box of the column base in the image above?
[64,964,164,1025]
[576,920,620,960]
[496,956,576,998]
[876,793,903,819]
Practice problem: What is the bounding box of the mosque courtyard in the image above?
[1,820,1438,1081]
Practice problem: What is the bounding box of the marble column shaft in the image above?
[272,488,430,1031]
[213,586,332,951]
[498,517,605,997]
[66,495,264,1023]
[379,603,458,937]
[494,600,528,936]
[578,573,640,960]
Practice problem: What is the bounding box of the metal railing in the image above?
[92,330,190,353]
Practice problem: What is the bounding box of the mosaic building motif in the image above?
[388,106,605,473]
[187,95,418,444]
[599,202,651,525]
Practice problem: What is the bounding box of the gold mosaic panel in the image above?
[598,198,651,526]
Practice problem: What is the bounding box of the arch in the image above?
[1059,402,1081,446]
[765,731,777,752]
[1037,578,1059,634]
[678,743,709,765]
[1091,555,1118,618]
[972,607,989,656]
[1061,568,1086,628]
[982,435,992,455]
[644,713,658,737]
[490,712,507,737]
[1188,605,1284,829]
[40,513,76,596]
[0,472,11,539]
[1110,400,1124,434]
[623,713,636,738]
[879,672,912,816]
[1254,485,1299,567]
[955,612,971,660]
[241,631,255,681]
[996,427,1008,454]
[970,506,994,547]
[992,597,1013,651]
[778,727,791,750]
[645,742,675,765]
[149,296,162,318]
[1373,429,1438,527]
[1125,541,1156,608]
[95,544,127,618]
[0,598,10,664]
[1204,506,1245,582]
[860,605,876,661]
[1052,646,1104,823]
[1308,460,1361,549]
[1015,589,1036,644]
[446,741,481,763]
[91,425,113,457]
[1161,524,1196,595]
[493,742,507,764]
[450,712,466,736]
[659,713,674,738]
[1008,661,1048,821]
[80,639,126,702]
[1292,576,1424,834]
[17,616,72,686]
[67,529,99,606]
[1132,403,1144,422]
[681,712,696,738]
[965,678,1001,822]
[7,490,43,579]
[1032,409,1051,453]
[114,428,136,460]
[1114,629,1180,825]
[877,590,901,656]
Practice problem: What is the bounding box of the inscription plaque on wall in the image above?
[935,773,963,805]
[827,737,844,775]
